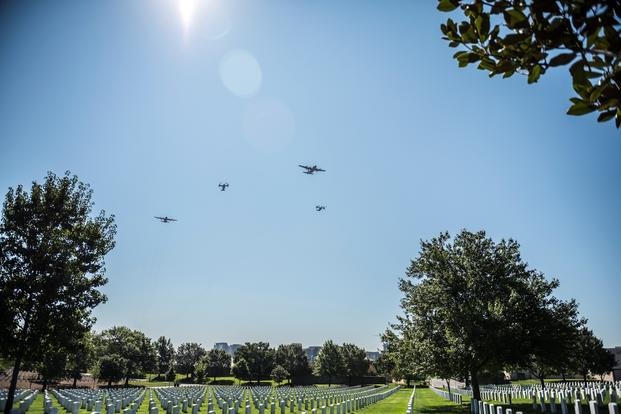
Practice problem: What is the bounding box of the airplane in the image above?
[298,164,326,174]
[154,216,178,223]
[315,205,326,211]
[218,182,229,191]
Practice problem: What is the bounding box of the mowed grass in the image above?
[354,388,413,414]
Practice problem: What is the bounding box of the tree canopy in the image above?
[204,348,232,381]
[233,342,275,385]
[313,340,345,387]
[438,0,621,127]
[340,343,370,386]
[176,342,207,379]
[95,326,156,386]
[155,336,176,378]
[392,229,584,399]
[0,172,115,414]
[274,343,311,384]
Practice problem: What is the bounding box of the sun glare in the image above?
[178,0,198,32]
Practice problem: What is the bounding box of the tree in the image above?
[271,365,289,385]
[194,360,207,384]
[36,347,67,391]
[96,326,156,386]
[437,0,621,127]
[572,327,614,385]
[155,336,175,379]
[313,340,344,387]
[380,329,423,388]
[0,172,116,414]
[233,342,274,385]
[176,343,206,379]
[204,349,231,381]
[522,299,584,388]
[374,351,397,381]
[274,343,311,385]
[66,331,96,388]
[394,230,566,400]
[231,358,251,383]
[96,354,126,387]
[165,366,176,382]
[341,343,369,386]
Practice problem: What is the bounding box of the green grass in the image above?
[354,388,413,414]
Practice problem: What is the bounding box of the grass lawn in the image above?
[354,388,413,414]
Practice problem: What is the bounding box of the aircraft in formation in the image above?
[298,164,326,174]
[154,216,178,223]
[156,164,327,222]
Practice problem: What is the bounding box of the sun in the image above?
[178,0,198,32]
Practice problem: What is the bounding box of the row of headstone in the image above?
[429,386,463,405]
[405,387,416,414]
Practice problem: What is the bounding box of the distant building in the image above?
[304,346,321,362]
[229,344,242,356]
[366,351,380,362]
[214,342,229,353]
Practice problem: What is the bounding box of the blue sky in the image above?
[1,1,619,350]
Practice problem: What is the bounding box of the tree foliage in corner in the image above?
[0,172,115,414]
[438,0,621,127]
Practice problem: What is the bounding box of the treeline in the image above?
[16,329,377,389]
[378,230,616,398]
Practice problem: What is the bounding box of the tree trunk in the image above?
[4,349,24,414]
[539,376,545,389]
[471,370,481,400]
[73,376,78,388]
[583,373,587,387]
[42,378,48,392]
[328,375,332,387]
[561,373,566,383]
[446,379,452,397]
[124,375,129,387]
[406,377,411,388]
[108,379,112,387]
[464,372,470,388]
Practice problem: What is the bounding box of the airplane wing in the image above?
[169,218,178,221]
[298,164,310,169]
[316,167,325,172]
[154,216,164,220]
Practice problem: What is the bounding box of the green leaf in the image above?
[548,53,576,67]
[597,110,616,123]
[438,0,459,12]
[528,65,542,84]
[567,101,597,116]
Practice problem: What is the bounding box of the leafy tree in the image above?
[394,230,565,399]
[380,329,423,388]
[0,172,115,414]
[204,348,232,381]
[274,343,311,385]
[313,340,344,387]
[194,360,207,384]
[271,365,289,385]
[373,351,397,381]
[165,366,176,382]
[231,358,251,383]
[437,0,621,127]
[155,336,175,379]
[96,326,156,386]
[572,327,614,385]
[340,343,369,386]
[176,343,207,379]
[96,354,126,387]
[233,342,274,385]
[36,347,67,391]
[522,299,584,388]
[66,331,97,388]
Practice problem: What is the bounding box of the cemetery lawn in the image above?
[354,387,413,414]
[411,388,469,414]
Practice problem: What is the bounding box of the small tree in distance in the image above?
[314,340,344,387]
[271,365,289,385]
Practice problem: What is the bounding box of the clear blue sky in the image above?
[1,1,619,350]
